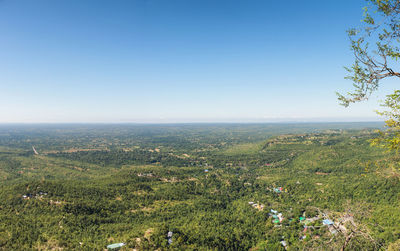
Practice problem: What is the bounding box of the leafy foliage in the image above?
[371,90,400,154]
[0,124,398,250]
[338,0,400,153]
[338,0,400,107]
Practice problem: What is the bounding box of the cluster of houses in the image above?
[102,212,340,250]
[273,187,284,193]
[137,173,154,177]
[21,191,66,206]
[269,209,284,224]
[266,186,287,194]
[22,191,47,199]
[299,213,338,237]
[260,204,340,249]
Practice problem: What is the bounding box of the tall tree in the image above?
[339,0,400,151]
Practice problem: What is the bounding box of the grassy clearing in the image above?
[220,142,264,155]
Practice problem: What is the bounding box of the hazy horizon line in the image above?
[0,120,384,125]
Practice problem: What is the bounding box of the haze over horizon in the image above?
[0,0,397,123]
[0,117,384,124]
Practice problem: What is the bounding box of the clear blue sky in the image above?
[0,0,394,123]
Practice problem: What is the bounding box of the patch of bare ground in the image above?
[144,228,154,240]
[35,238,63,250]
[49,200,65,206]
[43,148,108,154]
[133,190,148,196]
[72,166,83,171]
[161,177,179,183]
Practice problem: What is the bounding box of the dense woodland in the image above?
[0,123,399,250]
